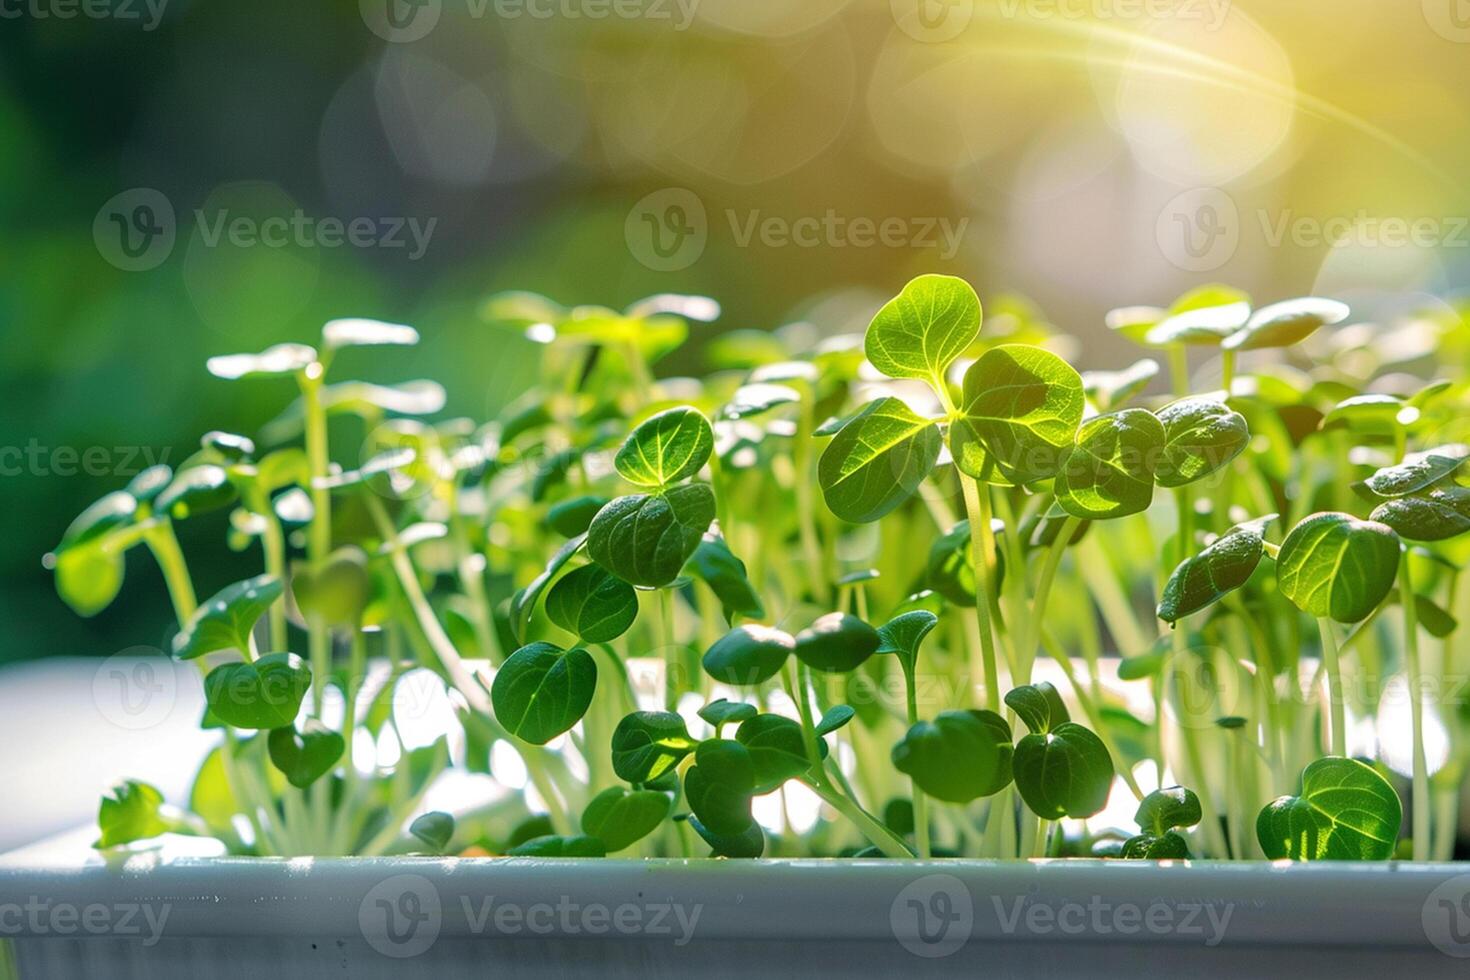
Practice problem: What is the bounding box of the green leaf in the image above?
[951,344,1084,484]
[290,548,371,629]
[1364,444,1469,497]
[891,709,1013,803]
[1256,757,1401,860]
[1223,297,1349,352]
[54,541,126,617]
[508,835,606,857]
[1158,516,1275,623]
[581,787,671,852]
[723,383,801,420]
[1105,305,1164,344]
[818,397,941,524]
[1370,485,1470,541]
[155,465,238,520]
[614,406,714,489]
[491,642,597,745]
[56,491,136,552]
[1144,301,1249,346]
[1081,358,1159,412]
[409,811,455,853]
[684,739,757,835]
[1412,593,1457,638]
[735,714,817,792]
[793,612,880,673]
[1055,409,1165,520]
[688,815,765,858]
[510,534,586,643]
[1321,393,1406,432]
[204,652,312,730]
[1277,512,1401,623]
[96,780,171,849]
[922,519,1006,607]
[864,274,981,386]
[686,533,765,620]
[1012,722,1114,819]
[702,625,794,686]
[1005,682,1069,736]
[126,466,173,506]
[207,343,317,380]
[611,711,697,783]
[201,430,255,462]
[1135,785,1202,834]
[173,575,284,660]
[545,564,639,643]
[698,698,758,729]
[587,484,715,588]
[548,496,608,538]
[267,721,344,789]
[322,317,419,349]
[1154,396,1249,488]
[816,705,856,735]
[1121,831,1191,859]
[875,609,939,676]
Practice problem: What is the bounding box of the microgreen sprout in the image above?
[60,282,1469,863]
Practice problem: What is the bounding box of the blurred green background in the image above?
[4,0,1469,662]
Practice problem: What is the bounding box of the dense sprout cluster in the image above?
[54,279,1470,861]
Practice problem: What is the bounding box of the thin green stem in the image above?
[659,587,679,712]
[802,772,914,858]
[144,522,198,622]
[1401,552,1429,861]
[959,475,1002,711]
[1318,618,1346,758]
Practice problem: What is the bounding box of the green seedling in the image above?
[55,280,1469,863]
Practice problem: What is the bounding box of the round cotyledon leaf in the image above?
[818,397,941,524]
[203,652,312,730]
[587,484,715,588]
[174,575,285,661]
[702,625,794,686]
[793,612,880,673]
[614,406,714,489]
[1256,757,1401,860]
[1363,444,1469,498]
[684,739,757,836]
[1223,297,1349,352]
[581,786,671,853]
[267,720,345,789]
[1153,396,1249,489]
[1371,485,1470,541]
[1276,512,1401,623]
[864,274,981,386]
[610,711,697,783]
[1012,722,1114,819]
[891,709,1013,803]
[951,344,1084,485]
[545,564,639,643]
[1054,408,1165,520]
[490,641,597,745]
[1158,516,1275,623]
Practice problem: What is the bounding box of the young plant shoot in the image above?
[53,281,1469,862]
